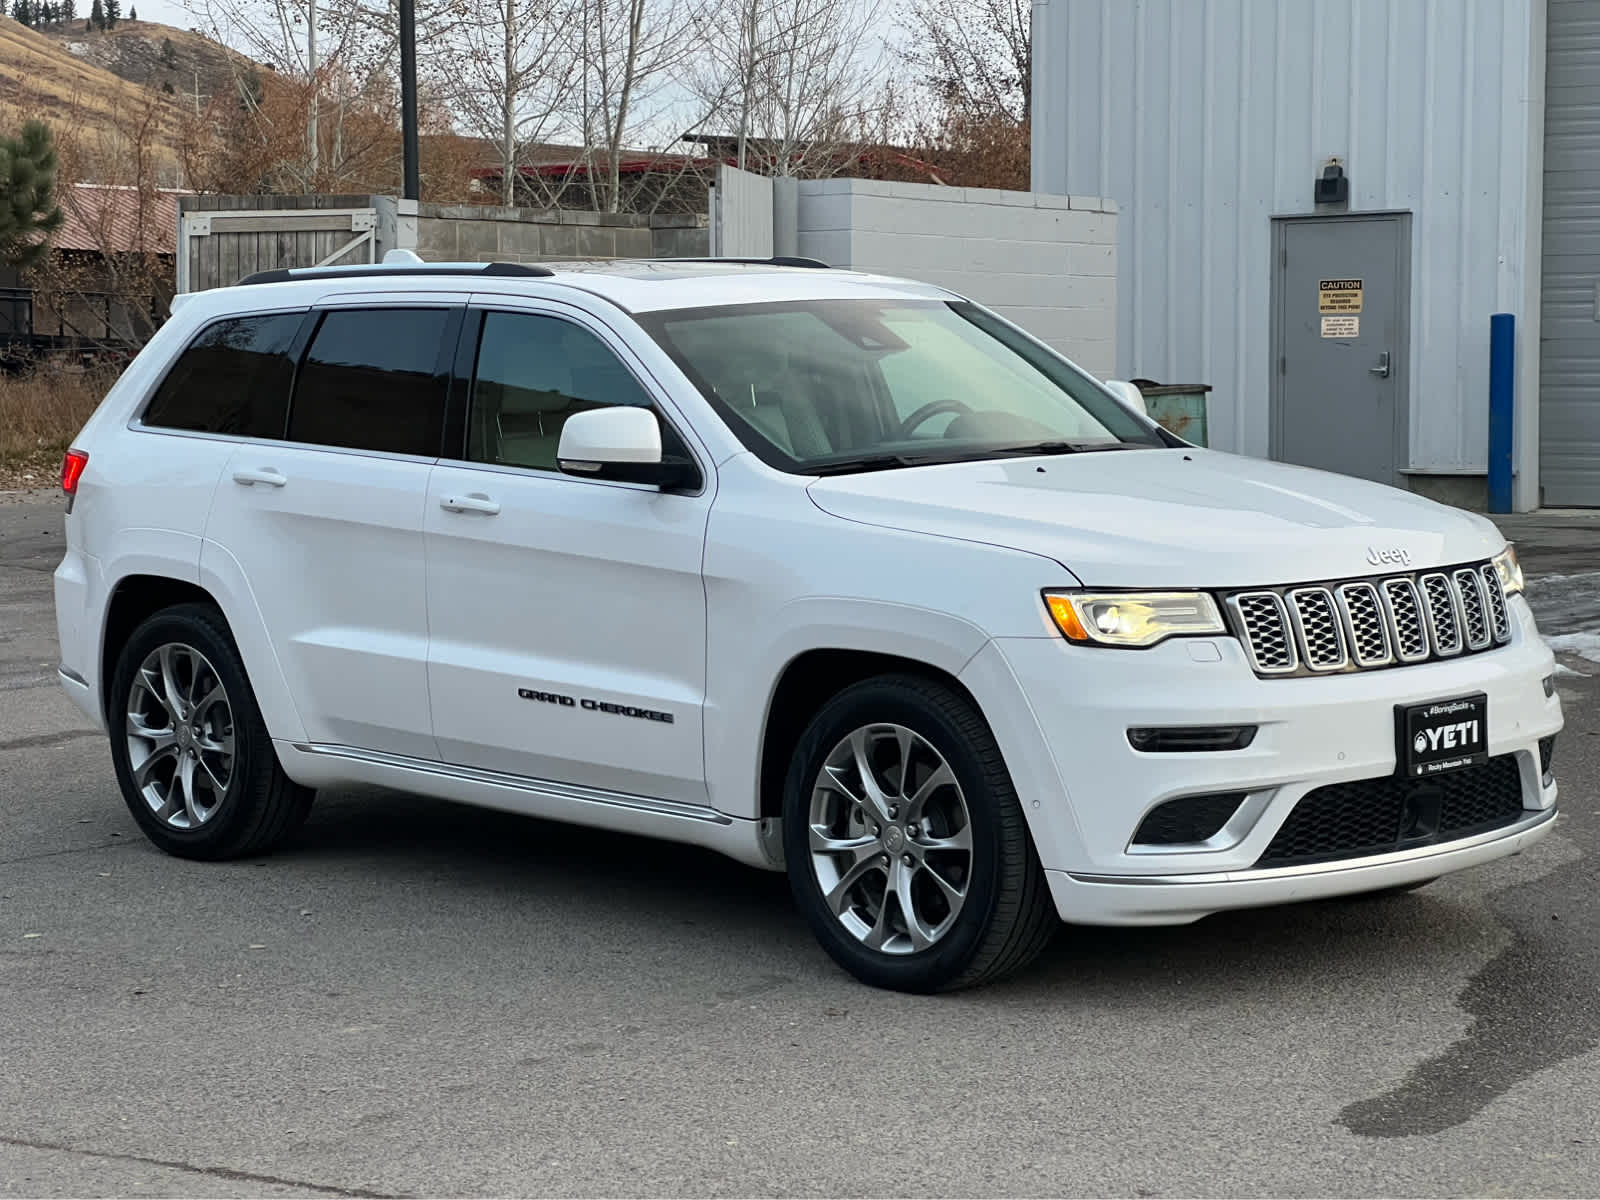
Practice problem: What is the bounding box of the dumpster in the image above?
[1130,379,1211,446]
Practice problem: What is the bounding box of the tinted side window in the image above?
[143,313,302,439]
[288,308,451,456]
[468,312,655,472]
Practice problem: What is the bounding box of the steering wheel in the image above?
[895,398,973,439]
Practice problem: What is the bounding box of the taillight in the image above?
[62,449,88,512]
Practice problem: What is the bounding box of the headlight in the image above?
[1492,544,1524,595]
[1044,590,1226,648]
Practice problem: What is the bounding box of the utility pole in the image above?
[307,0,318,181]
[400,0,419,200]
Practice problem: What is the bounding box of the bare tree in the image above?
[181,0,409,189]
[691,0,886,177]
[30,90,175,350]
[568,0,700,212]
[430,0,577,206]
[901,0,1028,124]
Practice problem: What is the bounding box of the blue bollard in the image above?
[1487,313,1515,514]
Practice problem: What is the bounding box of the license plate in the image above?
[1397,693,1488,778]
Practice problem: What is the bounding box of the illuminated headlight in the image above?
[1044,591,1226,648]
[1492,544,1524,596]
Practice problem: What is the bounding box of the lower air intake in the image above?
[1257,756,1524,868]
[1132,793,1247,846]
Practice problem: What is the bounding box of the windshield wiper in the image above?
[806,441,1140,476]
[808,453,935,476]
[984,440,1142,457]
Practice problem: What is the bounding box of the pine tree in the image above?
[0,121,65,271]
[159,35,176,68]
[13,0,30,26]
[62,0,75,22]
[0,1,8,20]
[89,0,101,28]
[128,2,134,17]
[104,0,117,28]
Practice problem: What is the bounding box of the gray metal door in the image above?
[1540,0,1600,506]
[1271,214,1410,485]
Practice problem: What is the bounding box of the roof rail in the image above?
[235,261,556,286]
[653,256,830,269]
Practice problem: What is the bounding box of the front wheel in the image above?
[108,603,314,860]
[782,675,1056,992]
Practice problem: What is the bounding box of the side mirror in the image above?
[1103,379,1148,416]
[556,407,699,490]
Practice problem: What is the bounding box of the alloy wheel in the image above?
[807,723,974,954]
[125,642,236,830]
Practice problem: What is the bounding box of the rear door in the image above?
[201,297,463,757]
[423,301,713,804]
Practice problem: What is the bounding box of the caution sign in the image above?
[1319,279,1363,313]
[1322,315,1359,338]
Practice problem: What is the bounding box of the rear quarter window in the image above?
[142,312,303,439]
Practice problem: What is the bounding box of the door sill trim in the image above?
[291,742,732,826]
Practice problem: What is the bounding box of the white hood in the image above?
[807,448,1507,589]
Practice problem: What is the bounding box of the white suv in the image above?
[53,258,1563,992]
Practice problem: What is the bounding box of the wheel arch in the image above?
[756,649,985,823]
[99,575,216,723]
[99,561,307,744]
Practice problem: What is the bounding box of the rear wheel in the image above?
[782,674,1056,992]
[108,603,313,860]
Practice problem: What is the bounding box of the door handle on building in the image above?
[1370,352,1391,378]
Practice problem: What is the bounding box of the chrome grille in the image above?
[1337,582,1392,666]
[1381,578,1429,662]
[1480,564,1511,642]
[1454,568,1491,650]
[1287,588,1347,670]
[1228,560,1509,678]
[1230,591,1297,674]
[1421,573,1462,655]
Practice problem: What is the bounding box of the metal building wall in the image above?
[1034,0,1545,506]
[1541,0,1600,506]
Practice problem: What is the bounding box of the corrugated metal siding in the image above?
[1034,0,1537,468]
[1541,0,1600,505]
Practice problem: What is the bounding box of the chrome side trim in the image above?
[1067,806,1556,886]
[291,742,734,826]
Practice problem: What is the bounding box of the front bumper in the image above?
[968,595,1563,925]
[1046,807,1556,925]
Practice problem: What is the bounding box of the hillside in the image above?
[0,17,187,156]
[36,17,252,104]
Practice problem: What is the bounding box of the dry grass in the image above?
[0,20,190,166]
[0,367,113,485]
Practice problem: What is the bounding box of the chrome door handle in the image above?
[439,493,500,515]
[1370,351,1391,378]
[232,467,287,487]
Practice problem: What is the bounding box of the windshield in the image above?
[638,299,1163,473]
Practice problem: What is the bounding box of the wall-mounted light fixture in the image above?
[1315,157,1349,206]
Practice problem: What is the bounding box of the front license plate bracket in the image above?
[1396,692,1488,778]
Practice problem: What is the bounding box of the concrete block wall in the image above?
[415,205,708,263]
[795,180,1118,378]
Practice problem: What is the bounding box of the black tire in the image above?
[781,674,1056,992]
[108,602,314,860]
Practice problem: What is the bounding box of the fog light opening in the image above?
[1127,725,1258,753]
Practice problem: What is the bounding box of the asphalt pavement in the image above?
[2,487,1597,1198]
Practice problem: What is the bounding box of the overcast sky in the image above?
[125,0,195,29]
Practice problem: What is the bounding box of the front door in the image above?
[424,304,712,806]
[1272,214,1410,485]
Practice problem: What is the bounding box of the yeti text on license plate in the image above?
[1397,693,1488,778]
